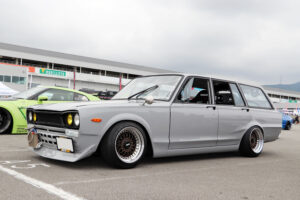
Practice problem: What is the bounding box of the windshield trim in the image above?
[113,74,184,102]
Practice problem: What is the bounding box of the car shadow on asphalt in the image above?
[144,152,240,164]
[33,151,242,170]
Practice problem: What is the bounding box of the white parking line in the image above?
[0,165,87,200]
[0,149,30,152]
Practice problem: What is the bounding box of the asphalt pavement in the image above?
[0,125,300,200]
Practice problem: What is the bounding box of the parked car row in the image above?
[97,91,118,100]
[282,113,294,130]
[0,86,99,134]
[26,74,282,169]
[79,88,118,100]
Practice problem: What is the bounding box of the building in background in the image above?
[263,86,300,103]
[0,42,173,92]
[0,42,299,112]
[263,86,300,114]
[0,63,27,91]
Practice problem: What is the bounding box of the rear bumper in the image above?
[264,127,281,143]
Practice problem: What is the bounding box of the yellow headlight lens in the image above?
[67,114,73,126]
[33,113,37,122]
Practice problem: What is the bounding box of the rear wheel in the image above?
[0,108,12,134]
[285,122,291,130]
[100,122,147,169]
[240,126,264,157]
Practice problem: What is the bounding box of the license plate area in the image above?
[56,137,74,153]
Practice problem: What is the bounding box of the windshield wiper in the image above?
[128,85,159,100]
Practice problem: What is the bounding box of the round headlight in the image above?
[33,113,37,122]
[67,114,73,126]
[28,112,33,121]
[74,114,80,126]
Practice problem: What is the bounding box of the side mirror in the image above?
[38,96,48,103]
[144,95,154,105]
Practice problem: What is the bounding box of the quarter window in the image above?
[240,85,272,109]
[177,77,210,104]
[74,93,89,101]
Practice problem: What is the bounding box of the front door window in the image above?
[178,77,210,104]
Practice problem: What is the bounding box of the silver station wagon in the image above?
[27,74,281,168]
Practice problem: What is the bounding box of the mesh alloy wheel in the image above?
[115,127,145,164]
[249,128,264,154]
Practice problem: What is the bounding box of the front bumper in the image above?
[28,124,98,162]
[32,143,97,162]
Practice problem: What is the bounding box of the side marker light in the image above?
[91,118,102,123]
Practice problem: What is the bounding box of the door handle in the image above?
[206,106,216,110]
[241,108,250,112]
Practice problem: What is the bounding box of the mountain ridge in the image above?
[264,82,300,92]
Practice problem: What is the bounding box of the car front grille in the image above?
[35,111,65,128]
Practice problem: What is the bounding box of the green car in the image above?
[0,86,99,134]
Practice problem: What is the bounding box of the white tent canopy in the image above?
[0,82,19,97]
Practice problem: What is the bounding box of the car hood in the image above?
[0,97,19,101]
[29,100,156,112]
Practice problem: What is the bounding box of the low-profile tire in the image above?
[100,122,147,169]
[0,108,12,134]
[285,122,291,130]
[239,126,264,157]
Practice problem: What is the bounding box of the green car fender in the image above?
[0,101,28,134]
[1,100,64,134]
[0,86,100,134]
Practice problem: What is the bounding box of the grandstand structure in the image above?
[0,42,172,92]
[0,42,299,111]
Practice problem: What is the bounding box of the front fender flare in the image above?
[98,113,153,149]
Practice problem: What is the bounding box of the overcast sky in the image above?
[0,0,299,85]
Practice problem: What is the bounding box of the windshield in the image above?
[13,86,46,99]
[113,75,182,101]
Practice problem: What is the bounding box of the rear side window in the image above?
[213,81,234,105]
[74,93,89,101]
[240,85,272,109]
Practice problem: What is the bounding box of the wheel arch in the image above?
[97,115,154,157]
[239,124,265,148]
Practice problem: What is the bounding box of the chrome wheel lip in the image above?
[250,128,264,154]
[115,127,145,164]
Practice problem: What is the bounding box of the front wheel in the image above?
[240,126,264,157]
[0,108,12,134]
[100,122,147,169]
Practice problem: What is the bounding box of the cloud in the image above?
[0,0,299,85]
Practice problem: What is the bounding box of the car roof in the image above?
[37,86,98,98]
[140,73,262,88]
